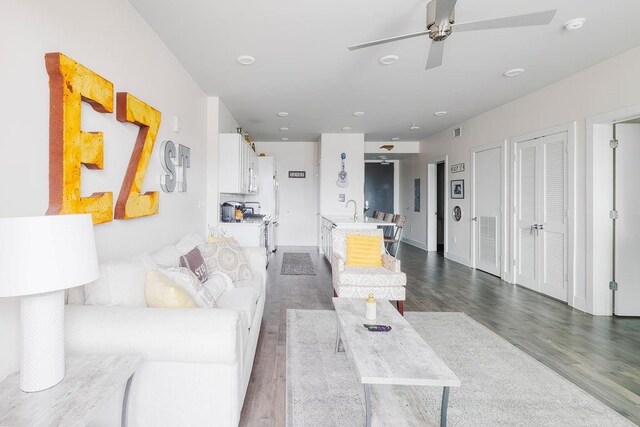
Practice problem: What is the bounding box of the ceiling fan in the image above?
[348,0,557,70]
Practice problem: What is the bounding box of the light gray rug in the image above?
[286,310,633,426]
[281,253,317,276]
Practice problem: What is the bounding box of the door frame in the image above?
[470,140,508,280]
[510,122,576,305]
[586,104,640,315]
[426,155,449,253]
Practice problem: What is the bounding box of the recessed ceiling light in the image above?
[342,126,352,131]
[433,111,448,117]
[503,68,525,77]
[391,137,400,141]
[353,111,365,117]
[281,137,289,141]
[563,18,586,31]
[409,124,420,131]
[379,55,399,65]
[237,55,255,65]
[277,112,289,117]
[279,127,289,132]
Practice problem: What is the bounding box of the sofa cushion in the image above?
[84,256,148,307]
[179,247,209,283]
[199,240,253,283]
[216,287,257,330]
[145,271,197,308]
[235,269,264,301]
[339,266,406,287]
[150,245,182,267]
[175,233,206,254]
[159,266,217,308]
[203,271,234,300]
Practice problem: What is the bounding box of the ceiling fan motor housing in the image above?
[426,1,455,41]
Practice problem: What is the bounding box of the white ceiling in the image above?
[129,0,640,142]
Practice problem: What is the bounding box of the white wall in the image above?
[254,141,319,246]
[399,156,428,249]
[402,45,640,314]
[319,134,365,216]
[0,0,209,380]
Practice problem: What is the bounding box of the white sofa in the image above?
[64,234,267,426]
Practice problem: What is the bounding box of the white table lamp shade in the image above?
[0,214,99,392]
[0,214,99,296]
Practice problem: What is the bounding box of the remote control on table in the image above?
[363,324,392,332]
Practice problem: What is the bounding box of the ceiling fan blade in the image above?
[452,9,556,33]
[435,0,458,24]
[426,41,445,70]
[348,30,429,50]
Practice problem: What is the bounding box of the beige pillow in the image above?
[199,239,253,283]
[145,271,197,308]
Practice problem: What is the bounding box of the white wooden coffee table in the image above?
[333,298,460,427]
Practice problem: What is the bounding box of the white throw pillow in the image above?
[175,233,206,255]
[150,245,182,267]
[204,271,235,300]
[159,266,217,308]
[84,257,148,307]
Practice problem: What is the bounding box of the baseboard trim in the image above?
[572,295,587,313]
[401,237,427,251]
[445,252,472,268]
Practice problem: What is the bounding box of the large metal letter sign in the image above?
[160,140,177,193]
[177,144,191,192]
[115,92,161,219]
[45,52,114,224]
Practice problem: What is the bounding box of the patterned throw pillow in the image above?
[159,266,217,308]
[198,239,253,283]
[179,247,210,283]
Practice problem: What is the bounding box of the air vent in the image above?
[453,127,462,138]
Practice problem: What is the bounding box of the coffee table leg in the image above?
[440,386,450,427]
[364,384,372,427]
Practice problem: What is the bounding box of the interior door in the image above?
[473,146,502,276]
[538,133,568,301]
[364,162,394,215]
[615,124,640,315]
[515,140,539,291]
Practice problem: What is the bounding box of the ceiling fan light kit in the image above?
[348,0,557,70]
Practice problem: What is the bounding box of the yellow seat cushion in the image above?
[346,235,382,267]
[145,271,197,308]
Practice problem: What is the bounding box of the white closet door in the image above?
[615,124,640,316]
[474,146,502,276]
[538,133,568,302]
[515,141,538,291]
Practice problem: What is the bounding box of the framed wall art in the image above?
[451,179,464,199]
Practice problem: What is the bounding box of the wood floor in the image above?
[239,244,640,426]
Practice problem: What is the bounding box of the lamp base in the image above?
[20,290,65,392]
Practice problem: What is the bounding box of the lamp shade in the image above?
[0,214,99,297]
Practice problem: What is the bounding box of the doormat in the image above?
[281,253,317,276]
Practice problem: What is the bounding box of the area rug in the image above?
[281,253,317,276]
[286,309,633,426]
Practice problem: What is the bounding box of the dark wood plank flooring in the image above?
[240,244,640,426]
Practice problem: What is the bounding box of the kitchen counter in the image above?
[219,221,264,226]
[322,215,392,227]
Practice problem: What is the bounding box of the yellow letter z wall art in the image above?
[45,52,114,224]
[115,92,161,220]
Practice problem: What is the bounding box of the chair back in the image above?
[373,211,384,220]
[393,214,406,229]
[383,213,394,222]
[331,228,384,260]
[371,210,378,219]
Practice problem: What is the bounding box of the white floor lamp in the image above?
[0,214,98,392]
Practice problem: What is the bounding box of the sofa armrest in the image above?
[331,253,346,286]
[382,253,401,272]
[243,247,267,271]
[65,305,242,364]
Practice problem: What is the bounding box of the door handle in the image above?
[530,224,538,235]
[472,217,478,221]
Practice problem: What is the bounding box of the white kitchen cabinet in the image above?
[218,223,265,247]
[219,133,259,194]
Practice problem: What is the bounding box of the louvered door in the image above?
[474,146,502,276]
[515,133,568,301]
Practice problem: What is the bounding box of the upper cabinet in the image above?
[219,133,259,194]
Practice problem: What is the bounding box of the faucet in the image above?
[346,199,358,222]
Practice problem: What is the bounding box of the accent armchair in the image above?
[331,228,407,314]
